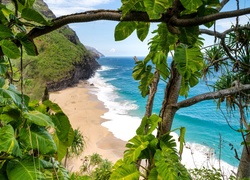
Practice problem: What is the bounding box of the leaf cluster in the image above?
[110,114,190,179]
[0,1,75,179]
[117,0,216,98]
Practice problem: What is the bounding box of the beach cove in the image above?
[49,78,236,177]
[49,81,126,172]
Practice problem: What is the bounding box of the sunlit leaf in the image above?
[180,0,203,11]
[115,21,137,41]
[21,8,51,25]
[19,127,57,154]
[0,125,21,156]
[7,159,45,180]
[0,40,20,59]
[136,22,150,41]
[124,135,149,163]
[24,110,54,127]
[144,0,172,19]
[110,163,140,180]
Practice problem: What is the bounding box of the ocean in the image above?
[88,56,243,170]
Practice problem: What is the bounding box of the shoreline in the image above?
[49,80,237,177]
[49,80,126,172]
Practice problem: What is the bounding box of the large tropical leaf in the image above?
[136,114,161,135]
[180,0,203,11]
[179,26,199,45]
[0,84,29,109]
[0,40,20,59]
[120,0,142,18]
[24,110,54,127]
[19,127,57,154]
[110,163,140,180]
[136,22,150,41]
[53,127,74,161]
[154,148,191,180]
[0,25,14,39]
[21,8,51,26]
[6,159,45,180]
[51,112,71,142]
[0,125,21,156]
[174,45,203,96]
[115,21,137,41]
[16,33,37,56]
[144,0,172,19]
[124,135,149,163]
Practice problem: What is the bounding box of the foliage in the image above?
[110,114,190,179]
[189,167,236,180]
[68,128,85,157]
[79,153,113,180]
[0,0,74,179]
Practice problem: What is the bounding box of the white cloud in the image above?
[109,48,116,53]
[216,15,250,31]
[44,0,113,16]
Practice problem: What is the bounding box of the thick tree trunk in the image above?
[158,62,182,136]
[237,133,250,179]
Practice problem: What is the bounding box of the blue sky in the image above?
[43,0,249,57]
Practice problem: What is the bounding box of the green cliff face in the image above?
[10,0,101,99]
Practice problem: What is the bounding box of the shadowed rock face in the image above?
[2,0,101,92]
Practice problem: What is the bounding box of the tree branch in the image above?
[176,84,250,109]
[28,7,250,39]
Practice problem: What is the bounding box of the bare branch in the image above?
[28,7,250,39]
[176,84,250,109]
[170,7,250,26]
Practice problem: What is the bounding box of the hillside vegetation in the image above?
[12,0,100,99]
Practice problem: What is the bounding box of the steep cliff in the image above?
[2,0,101,98]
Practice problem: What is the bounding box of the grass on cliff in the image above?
[13,27,91,100]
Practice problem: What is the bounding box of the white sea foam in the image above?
[88,70,237,177]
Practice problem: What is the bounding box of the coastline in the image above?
[49,80,126,172]
[49,79,237,176]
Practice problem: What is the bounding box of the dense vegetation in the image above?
[0,0,249,179]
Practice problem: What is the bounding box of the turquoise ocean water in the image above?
[88,56,243,168]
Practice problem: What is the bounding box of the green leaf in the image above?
[152,51,167,64]
[43,100,72,142]
[136,114,161,135]
[179,127,186,159]
[110,163,140,180]
[124,135,149,163]
[0,106,20,124]
[19,127,57,154]
[179,26,199,45]
[120,0,142,18]
[0,88,23,109]
[54,127,74,161]
[43,100,62,113]
[156,63,170,80]
[144,0,172,19]
[115,21,137,41]
[16,34,37,56]
[136,22,150,41]
[51,112,71,142]
[138,66,154,97]
[0,25,14,39]
[6,159,45,180]
[0,125,21,156]
[180,0,203,11]
[174,45,203,96]
[0,40,20,59]
[24,110,54,127]
[21,8,51,25]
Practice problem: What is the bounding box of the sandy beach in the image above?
[49,81,126,172]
